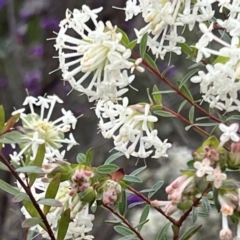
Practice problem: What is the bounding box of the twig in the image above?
[103,203,144,240]
[128,186,178,225]
[0,152,56,240]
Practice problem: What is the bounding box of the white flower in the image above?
[10,95,78,163]
[219,123,239,145]
[55,6,141,101]
[206,166,227,189]
[96,98,171,159]
[193,158,213,177]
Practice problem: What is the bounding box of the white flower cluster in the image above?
[55,5,171,159]
[55,5,143,102]
[96,97,171,158]
[18,175,94,240]
[123,0,215,59]
[10,95,78,165]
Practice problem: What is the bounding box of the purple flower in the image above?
[40,18,59,31]
[127,194,144,207]
[0,0,6,9]
[0,76,6,88]
[24,70,42,95]
[29,44,44,58]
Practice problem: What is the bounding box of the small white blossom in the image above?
[219,123,240,145]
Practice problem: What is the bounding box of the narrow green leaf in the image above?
[16,166,44,174]
[137,205,150,231]
[179,85,194,101]
[0,131,26,144]
[22,217,42,228]
[12,192,30,202]
[179,69,199,89]
[114,225,135,236]
[152,85,162,106]
[143,53,159,73]
[130,166,146,176]
[123,175,142,183]
[44,173,61,215]
[76,153,86,164]
[96,164,119,174]
[28,144,45,185]
[23,200,46,230]
[161,65,174,77]
[148,181,164,198]
[153,110,175,118]
[0,179,20,196]
[0,105,5,132]
[192,207,198,223]
[155,222,171,240]
[128,201,145,208]
[119,190,127,216]
[178,100,188,113]
[140,33,148,57]
[188,106,194,123]
[179,225,202,240]
[86,148,94,166]
[201,196,211,214]
[0,161,10,171]
[117,28,130,46]
[2,113,20,133]
[118,235,137,240]
[226,115,240,122]
[38,198,62,207]
[127,40,137,50]
[104,152,124,164]
[57,208,71,240]
[179,43,193,56]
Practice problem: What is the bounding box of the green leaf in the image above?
[179,43,194,56]
[1,113,20,133]
[118,190,127,216]
[155,222,171,240]
[23,200,46,230]
[226,115,240,122]
[76,153,86,164]
[201,196,211,214]
[86,148,94,166]
[178,100,188,113]
[0,179,20,196]
[117,28,130,46]
[114,225,135,236]
[179,84,194,101]
[192,207,198,223]
[15,166,44,174]
[127,40,137,50]
[118,235,137,240]
[130,166,146,176]
[104,152,124,164]
[0,131,26,144]
[44,173,61,215]
[153,110,175,118]
[96,164,119,174]
[188,106,195,123]
[148,181,164,198]
[152,85,162,106]
[22,217,42,228]
[0,161,10,171]
[57,208,71,240]
[137,205,150,231]
[123,175,142,183]
[38,198,62,207]
[143,53,159,73]
[28,144,45,185]
[128,201,145,208]
[0,105,5,132]
[179,69,199,89]
[179,225,202,240]
[12,192,30,202]
[140,33,148,57]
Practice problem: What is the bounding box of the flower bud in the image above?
[229,140,240,168]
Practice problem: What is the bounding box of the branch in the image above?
[103,203,144,240]
[128,186,178,226]
[0,152,56,240]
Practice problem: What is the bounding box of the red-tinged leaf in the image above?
[110,168,124,182]
[2,113,20,133]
